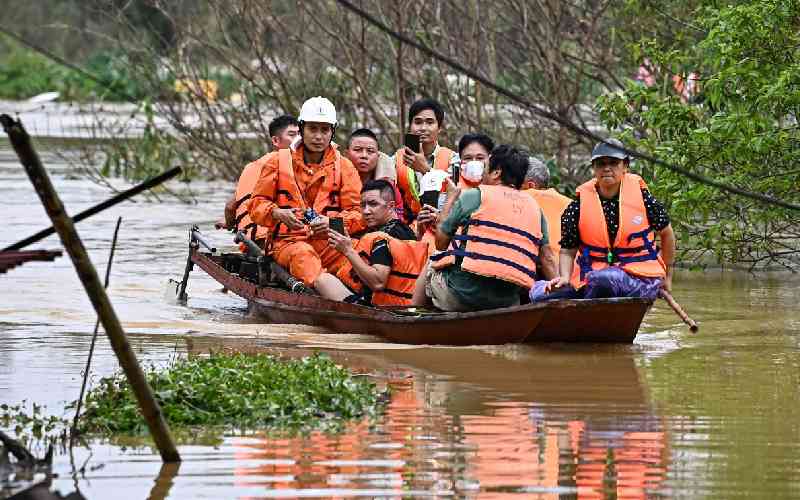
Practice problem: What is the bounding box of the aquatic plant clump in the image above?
[78,353,383,434]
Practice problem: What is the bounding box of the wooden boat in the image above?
[186,244,653,345]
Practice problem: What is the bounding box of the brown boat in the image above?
[183,229,653,345]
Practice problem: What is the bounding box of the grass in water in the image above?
[0,352,384,446]
[77,352,384,435]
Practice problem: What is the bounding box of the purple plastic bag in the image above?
[529,280,550,302]
[583,267,662,299]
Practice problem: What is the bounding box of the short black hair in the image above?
[361,179,396,203]
[268,115,298,137]
[488,145,529,189]
[408,98,444,126]
[457,133,495,156]
[348,128,380,148]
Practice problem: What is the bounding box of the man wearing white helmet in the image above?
[248,97,366,294]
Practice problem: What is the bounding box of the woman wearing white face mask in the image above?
[416,133,495,236]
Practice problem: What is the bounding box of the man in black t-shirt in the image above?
[325,180,420,304]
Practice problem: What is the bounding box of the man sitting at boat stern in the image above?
[248,96,366,296]
[534,138,675,301]
[412,145,556,312]
[321,179,426,306]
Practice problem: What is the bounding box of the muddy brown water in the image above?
[1,139,799,499]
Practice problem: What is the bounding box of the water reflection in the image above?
[190,343,669,498]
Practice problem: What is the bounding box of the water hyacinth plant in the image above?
[76,352,385,435]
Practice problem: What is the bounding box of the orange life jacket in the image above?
[270,147,343,242]
[339,232,429,306]
[524,188,572,261]
[430,185,542,288]
[570,173,665,289]
[395,146,455,220]
[233,157,273,242]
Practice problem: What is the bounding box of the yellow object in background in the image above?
[174,78,218,102]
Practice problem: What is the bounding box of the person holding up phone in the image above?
[415,133,496,242]
[393,98,460,223]
[412,145,556,312]
[321,180,426,306]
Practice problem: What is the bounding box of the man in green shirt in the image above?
[412,145,556,311]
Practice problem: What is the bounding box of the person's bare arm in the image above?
[659,224,676,292]
[328,230,391,291]
[545,247,578,292]
[538,245,557,280]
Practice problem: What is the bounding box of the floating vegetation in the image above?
[76,352,385,435]
[2,353,385,447]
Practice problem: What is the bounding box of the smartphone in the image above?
[420,190,440,208]
[329,216,345,235]
[451,163,461,184]
[404,133,420,153]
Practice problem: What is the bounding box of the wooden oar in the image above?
[659,289,699,332]
[3,165,182,251]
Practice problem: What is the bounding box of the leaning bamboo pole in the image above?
[0,114,180,463]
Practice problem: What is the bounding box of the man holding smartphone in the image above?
[393,98,460,223]
[322,180,423,306]
[248,96,366,296]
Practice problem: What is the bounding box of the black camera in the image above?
[302,208,319,224]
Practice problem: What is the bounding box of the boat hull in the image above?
[191,250,651,345]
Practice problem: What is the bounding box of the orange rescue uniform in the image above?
[570,173,666,289]
[233,154,274,242]
[249,145,366,286]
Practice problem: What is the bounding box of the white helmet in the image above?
[298,96,337,125]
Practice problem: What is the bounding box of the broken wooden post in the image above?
[0,114,180,463]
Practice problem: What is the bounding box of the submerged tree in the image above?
[597,0,800,269]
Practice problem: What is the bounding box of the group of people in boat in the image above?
[219,96,675,311]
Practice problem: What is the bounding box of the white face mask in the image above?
[462,160,485,183]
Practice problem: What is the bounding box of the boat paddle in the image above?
[659,289,699,333]
[3,166,182,252]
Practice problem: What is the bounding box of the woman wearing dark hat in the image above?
[542,138,675,300]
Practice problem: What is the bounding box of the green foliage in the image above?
[597,0,800,268]
[0,34,152,101]
[77,352,384,435]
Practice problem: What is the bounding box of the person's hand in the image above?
[444,178,461,204]
[271,207,304,230]
[403,146,429,174]
[328,228,354,254]
[544,277,569,294]
[214,217,229,230]
[417,204,440,226]
[309,215,330,238]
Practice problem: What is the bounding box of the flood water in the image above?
[2,137,800,499]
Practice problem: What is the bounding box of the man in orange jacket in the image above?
[522,156,572,268]
[220,114,299,240]
[248,97,365,295]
